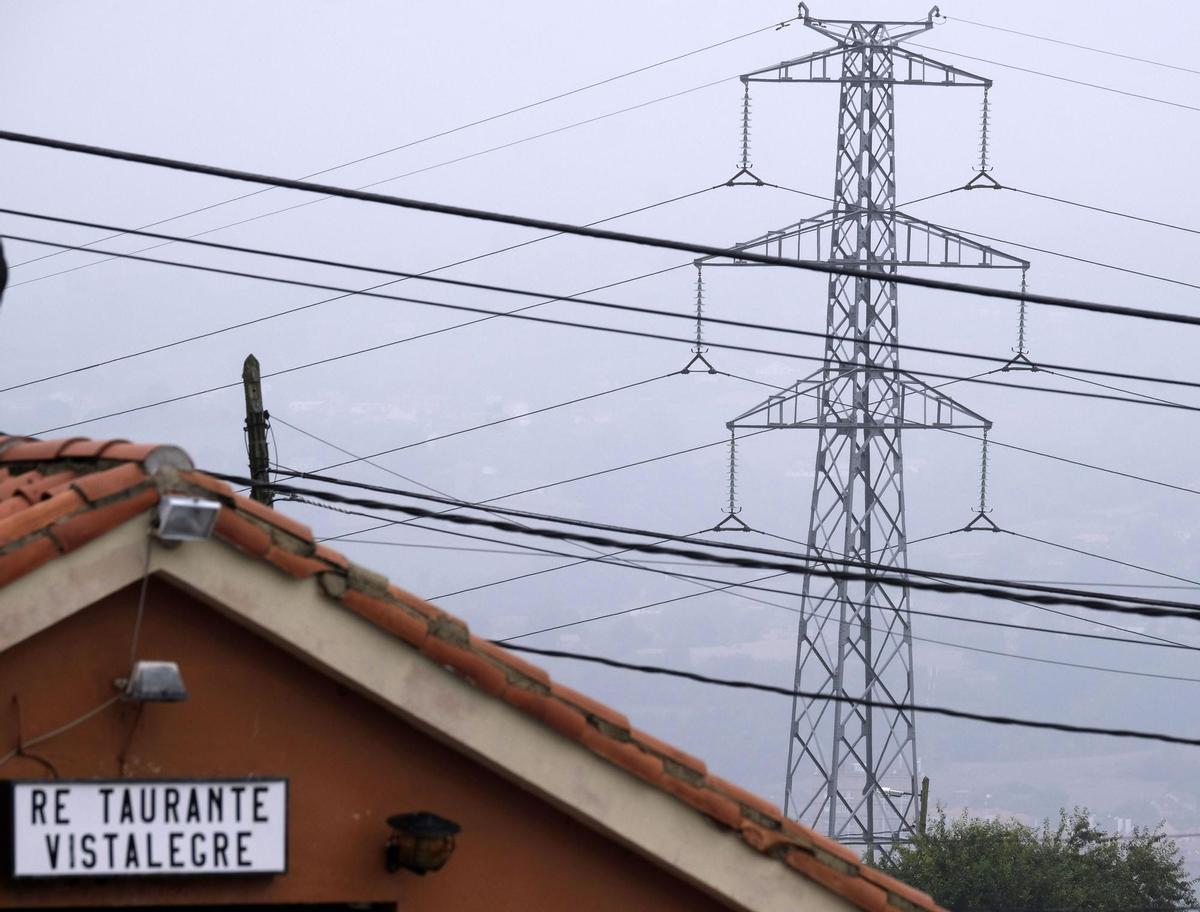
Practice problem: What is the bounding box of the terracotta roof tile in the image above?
[0,488,85,543]
[91,442,163,463]
[15,470,78,503]
[0,438,87,462]
[0,535,61,587]
[548,682,631,733]
[232,491,313,544]
[68,462,148,504]
[0,472,36,502]
[60,438,131,459]
[473,638,552,688]
[213,507,272,559]
[630,727,707,778]
[49,488,158,554]
[0,435,945,912]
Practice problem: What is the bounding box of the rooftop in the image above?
[0,432,942,912]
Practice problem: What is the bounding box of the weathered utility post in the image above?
[918,776,930,837]
[242,354,273,506]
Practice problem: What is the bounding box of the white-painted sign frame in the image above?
[9,779,288,878]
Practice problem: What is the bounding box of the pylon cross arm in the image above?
[725,372,991,432]
[699,209,1028,270]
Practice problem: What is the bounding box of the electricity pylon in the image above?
[702,6,1028,860]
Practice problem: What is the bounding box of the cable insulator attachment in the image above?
[976,427,991,515]
[739,80,753,172]
[978,86,992,175]
[725,80,763,186]
[964,86,1002,190]
[712,429,752,531]
[1015,269,1029,356]
[681,264,716,373]
[727,429,739,516]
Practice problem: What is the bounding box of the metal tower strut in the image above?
[719,5,1026,861]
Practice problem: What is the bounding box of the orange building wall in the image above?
[0,578,732,911]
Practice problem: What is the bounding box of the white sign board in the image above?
[11,780,287,877]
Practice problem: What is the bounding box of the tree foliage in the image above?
[879,808,1196,911]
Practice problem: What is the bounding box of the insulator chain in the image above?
[726,429,741,516]
[976,427,991,515]
[977,85,992,174]
[739,80,753,171]
[693,265,706,353]
[1015,269,1029,356]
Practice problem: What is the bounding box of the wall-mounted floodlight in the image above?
[156,495,220,541]
[385,812,461,875]
[118,661,189,702]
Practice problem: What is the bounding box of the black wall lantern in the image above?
[385,812,461,875]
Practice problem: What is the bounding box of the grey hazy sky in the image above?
[2,0,1198,866]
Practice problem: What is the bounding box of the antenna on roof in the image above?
[243,354,274,507]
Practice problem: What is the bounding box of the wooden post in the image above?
[918,775,930,837]
[242,354,273,506]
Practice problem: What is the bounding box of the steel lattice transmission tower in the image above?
[701,6,1028,860]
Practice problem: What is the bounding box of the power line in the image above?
[274,371,676,471]
[946,16,1200,77]
[909,43,1200,114]
[6,72,739,291]
[8,19,787,272]
[0,184,714,394]
[494,559,1200,654]
[941,428,1200,498]
[1005,186,1200,238]
[301,500,1200,669]
[1006,530,1199,587]
[9,207,1200,398]
[493,642,1200,748]
[202,470,1200,622]
[13,242,1200,437]
[321,494,1200,659]
[10,130,1200,331]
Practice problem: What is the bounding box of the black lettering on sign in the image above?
[68,832,75,869]
[120,789,134,824]
[213,831,229,868]
[253,786,268,823]
[186,788,201,823]
[30,789,47,825]
[190,832,206,867]
[164,787,180,823]
[54,788,69,825]
[145,832,163,869]
[231,785,245,822]
[80,833,96,870]
[207,787,223,823]
[168,831,183,868]
[140,787,157,823]
[125,832,139,868]
[100,787,113,824]
[236,831,251,867]
[103,833,117,869]
[44,835,59,870]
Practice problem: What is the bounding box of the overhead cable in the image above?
[1006,186,1200,238]
[494,643,1200,748]
[947,16,1200,77]
[7,72,737,290]
[7,207,1200,397]
[909,43,1200,114]
[8,129,1200,331]
[10,14,791,276]
[201,471,1200,622]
